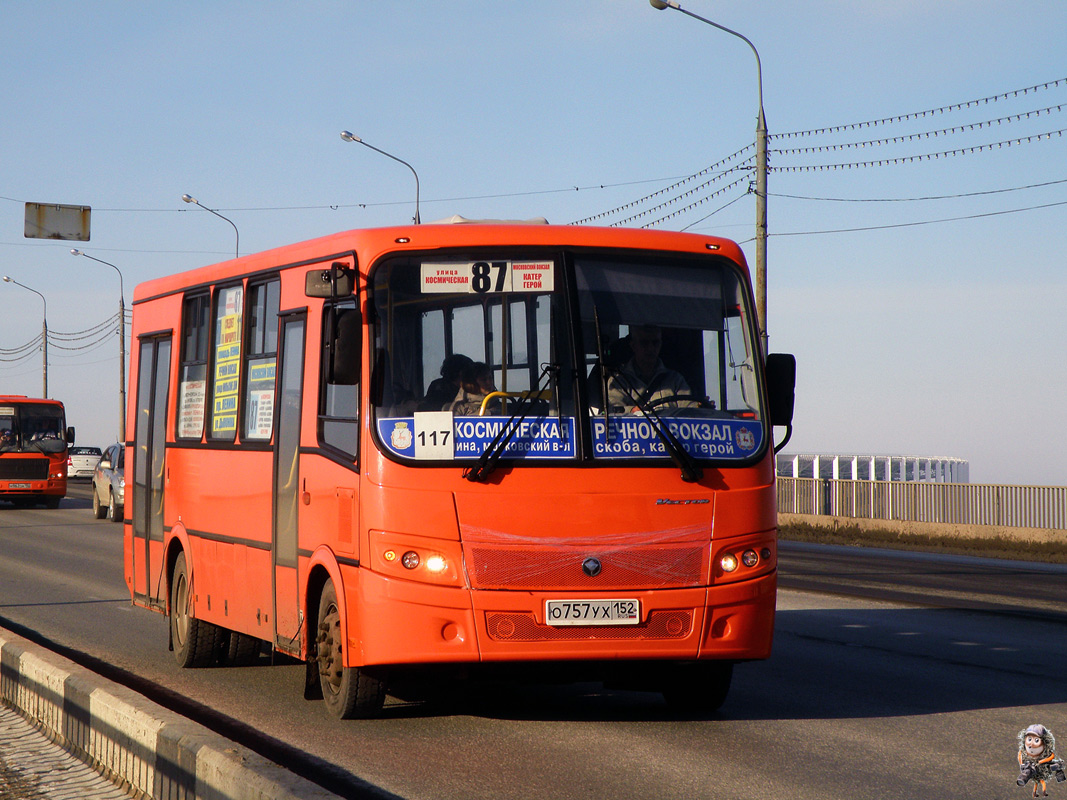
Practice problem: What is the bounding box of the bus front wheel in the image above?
[316,579,385,719]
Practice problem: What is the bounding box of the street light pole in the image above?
[3,276,48,397]
[339,131,421,224]
[70,249,126,442]
[649,0,768,353]
[182,194,240,258]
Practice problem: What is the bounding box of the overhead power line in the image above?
[570,145,753,226]
[775,104,1065,155]
[0,336,43,357]
[591,77,1066,231]
[772,198,1067,237]
[2,77,1063,245]
[768,177,1067,204]
[774,77,1067,140]
[773,128,1065,173]
[0,313,122,361]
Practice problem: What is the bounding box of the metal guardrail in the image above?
[776,477,1067,531]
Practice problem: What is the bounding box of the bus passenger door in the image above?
[272,314,305,652]
[132,336,171,611]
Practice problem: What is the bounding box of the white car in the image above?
[67,446,101,479]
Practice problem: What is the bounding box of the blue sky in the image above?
[2,1,1065,484]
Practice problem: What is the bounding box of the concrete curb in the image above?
[0,627,341,800]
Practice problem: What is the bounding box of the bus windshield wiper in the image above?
[606,369,703,484]
[592,306,611,428]
[463,363,559,484]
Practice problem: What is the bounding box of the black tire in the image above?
[43,495,61,509]
[107,491,122,523]
[316,579,385,719]
[92,486,107,519]
[225,632,261,667]
[170,551,218,668]
[662,662,733,715]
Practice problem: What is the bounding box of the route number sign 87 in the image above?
[421,260,555,294]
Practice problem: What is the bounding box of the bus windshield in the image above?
[371,248,765,465]
[0,402,68,455]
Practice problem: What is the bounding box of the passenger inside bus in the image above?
[449,361,498,416]
[604,325,698,413]
[418,353,474,411]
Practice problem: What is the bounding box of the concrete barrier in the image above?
[0,626,341,800]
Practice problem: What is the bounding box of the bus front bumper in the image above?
[346,568,776,667]
[0,478,65,499]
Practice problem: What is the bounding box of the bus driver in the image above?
[605,325,694,413]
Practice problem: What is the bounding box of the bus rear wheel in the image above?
[224,631,261,667]
[170,552,219,668]
[316,579,385,719]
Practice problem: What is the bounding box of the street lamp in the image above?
[340,131,421,224]
[649,0,768,352]
[70,249,126,442]
[182,194,240,258]
[2,276,48,397]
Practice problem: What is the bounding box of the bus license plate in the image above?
[545,599,640,626]
[9,483,31,489]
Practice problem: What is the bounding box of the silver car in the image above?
[67,446,101,479]
[91,443,124,522]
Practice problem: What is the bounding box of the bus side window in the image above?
[209,285,244,441]
[330,308,361,385]
[320,303,360,457]
[243,279,281,441]
[177,293,210,440]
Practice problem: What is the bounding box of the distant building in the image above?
[776,453,969,483]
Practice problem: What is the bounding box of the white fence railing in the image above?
[776,477,1067,531]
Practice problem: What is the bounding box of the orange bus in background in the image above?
[0,395,74,508]
[125,221,795,718]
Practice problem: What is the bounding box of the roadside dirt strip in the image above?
[0,627,340,800]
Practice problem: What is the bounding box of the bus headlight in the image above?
[370,531,463,586]
[714,535,776,583]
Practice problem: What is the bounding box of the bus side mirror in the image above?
[329,308,361,385]
[306,263,353,298]
[765,353,796,427]
[66,426,76,445]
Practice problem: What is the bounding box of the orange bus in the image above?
[0,395,75,508]
[124,221,795,718]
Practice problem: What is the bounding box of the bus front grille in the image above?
[0,458,49,480]
[466,544,706,590]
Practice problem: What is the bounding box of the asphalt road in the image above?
[1,485,1064,800]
